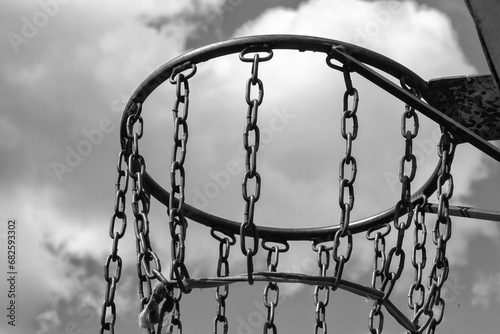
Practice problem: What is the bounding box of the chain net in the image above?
[100,41,456,334]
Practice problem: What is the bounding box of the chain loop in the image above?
[126,112,143,139]
[339,157,357,186]
[245,76,264,106]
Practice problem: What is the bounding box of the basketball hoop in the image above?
[100,35,500,334]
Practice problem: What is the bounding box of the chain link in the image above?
[240,46,273,285]
[332,66,357,290]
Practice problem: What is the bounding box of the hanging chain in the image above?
[367,224,391,292]
[126,103,166,334]
[387,81,420,291]
[263,245,280,334]
[332,65,357,289]
[408,195,428,320]
[367,227,388,334]
[313,245,331,334]
[396,80,420,230]
[239,46,273,284]
[384,84,420,283]
[168,63,196,292]
[212,230,235,334]
[368,80,420,334]
[366,225,390,334]
[413,131,455,334]
[166,63,197,334]
[100,122,132,334]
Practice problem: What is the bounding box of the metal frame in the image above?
[465,0,500,93]
[120,35,500,244]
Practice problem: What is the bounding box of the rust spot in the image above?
[426,75,500,141]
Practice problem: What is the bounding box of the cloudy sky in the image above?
[1,0,500,333]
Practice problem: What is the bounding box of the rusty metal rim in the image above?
[120,34,441,244]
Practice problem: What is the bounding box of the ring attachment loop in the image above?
[262,240,290,253]
[211,229,237,245]
[326,45,349,71]
[239,44,273,62]
[170,62,197,83]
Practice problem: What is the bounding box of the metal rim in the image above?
[120,34,441,244]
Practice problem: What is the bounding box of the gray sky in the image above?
[1,1,500,334]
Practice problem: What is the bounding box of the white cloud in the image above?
[471,272,500,308]
[35,309,62,334]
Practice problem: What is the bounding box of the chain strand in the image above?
[165,64,197,334]
[212,230,234,334]
[239,46,273,284]
[368,81,420,334]
[313,245,331,334]
[100,132,132,334]
[408,195,428,319]
[366,225,390,334]
[127,103,165,334]
[333,65,357,290]
[263,246,280,334]
[413,131,454,334]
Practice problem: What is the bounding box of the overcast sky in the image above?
[1,1,500,334]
